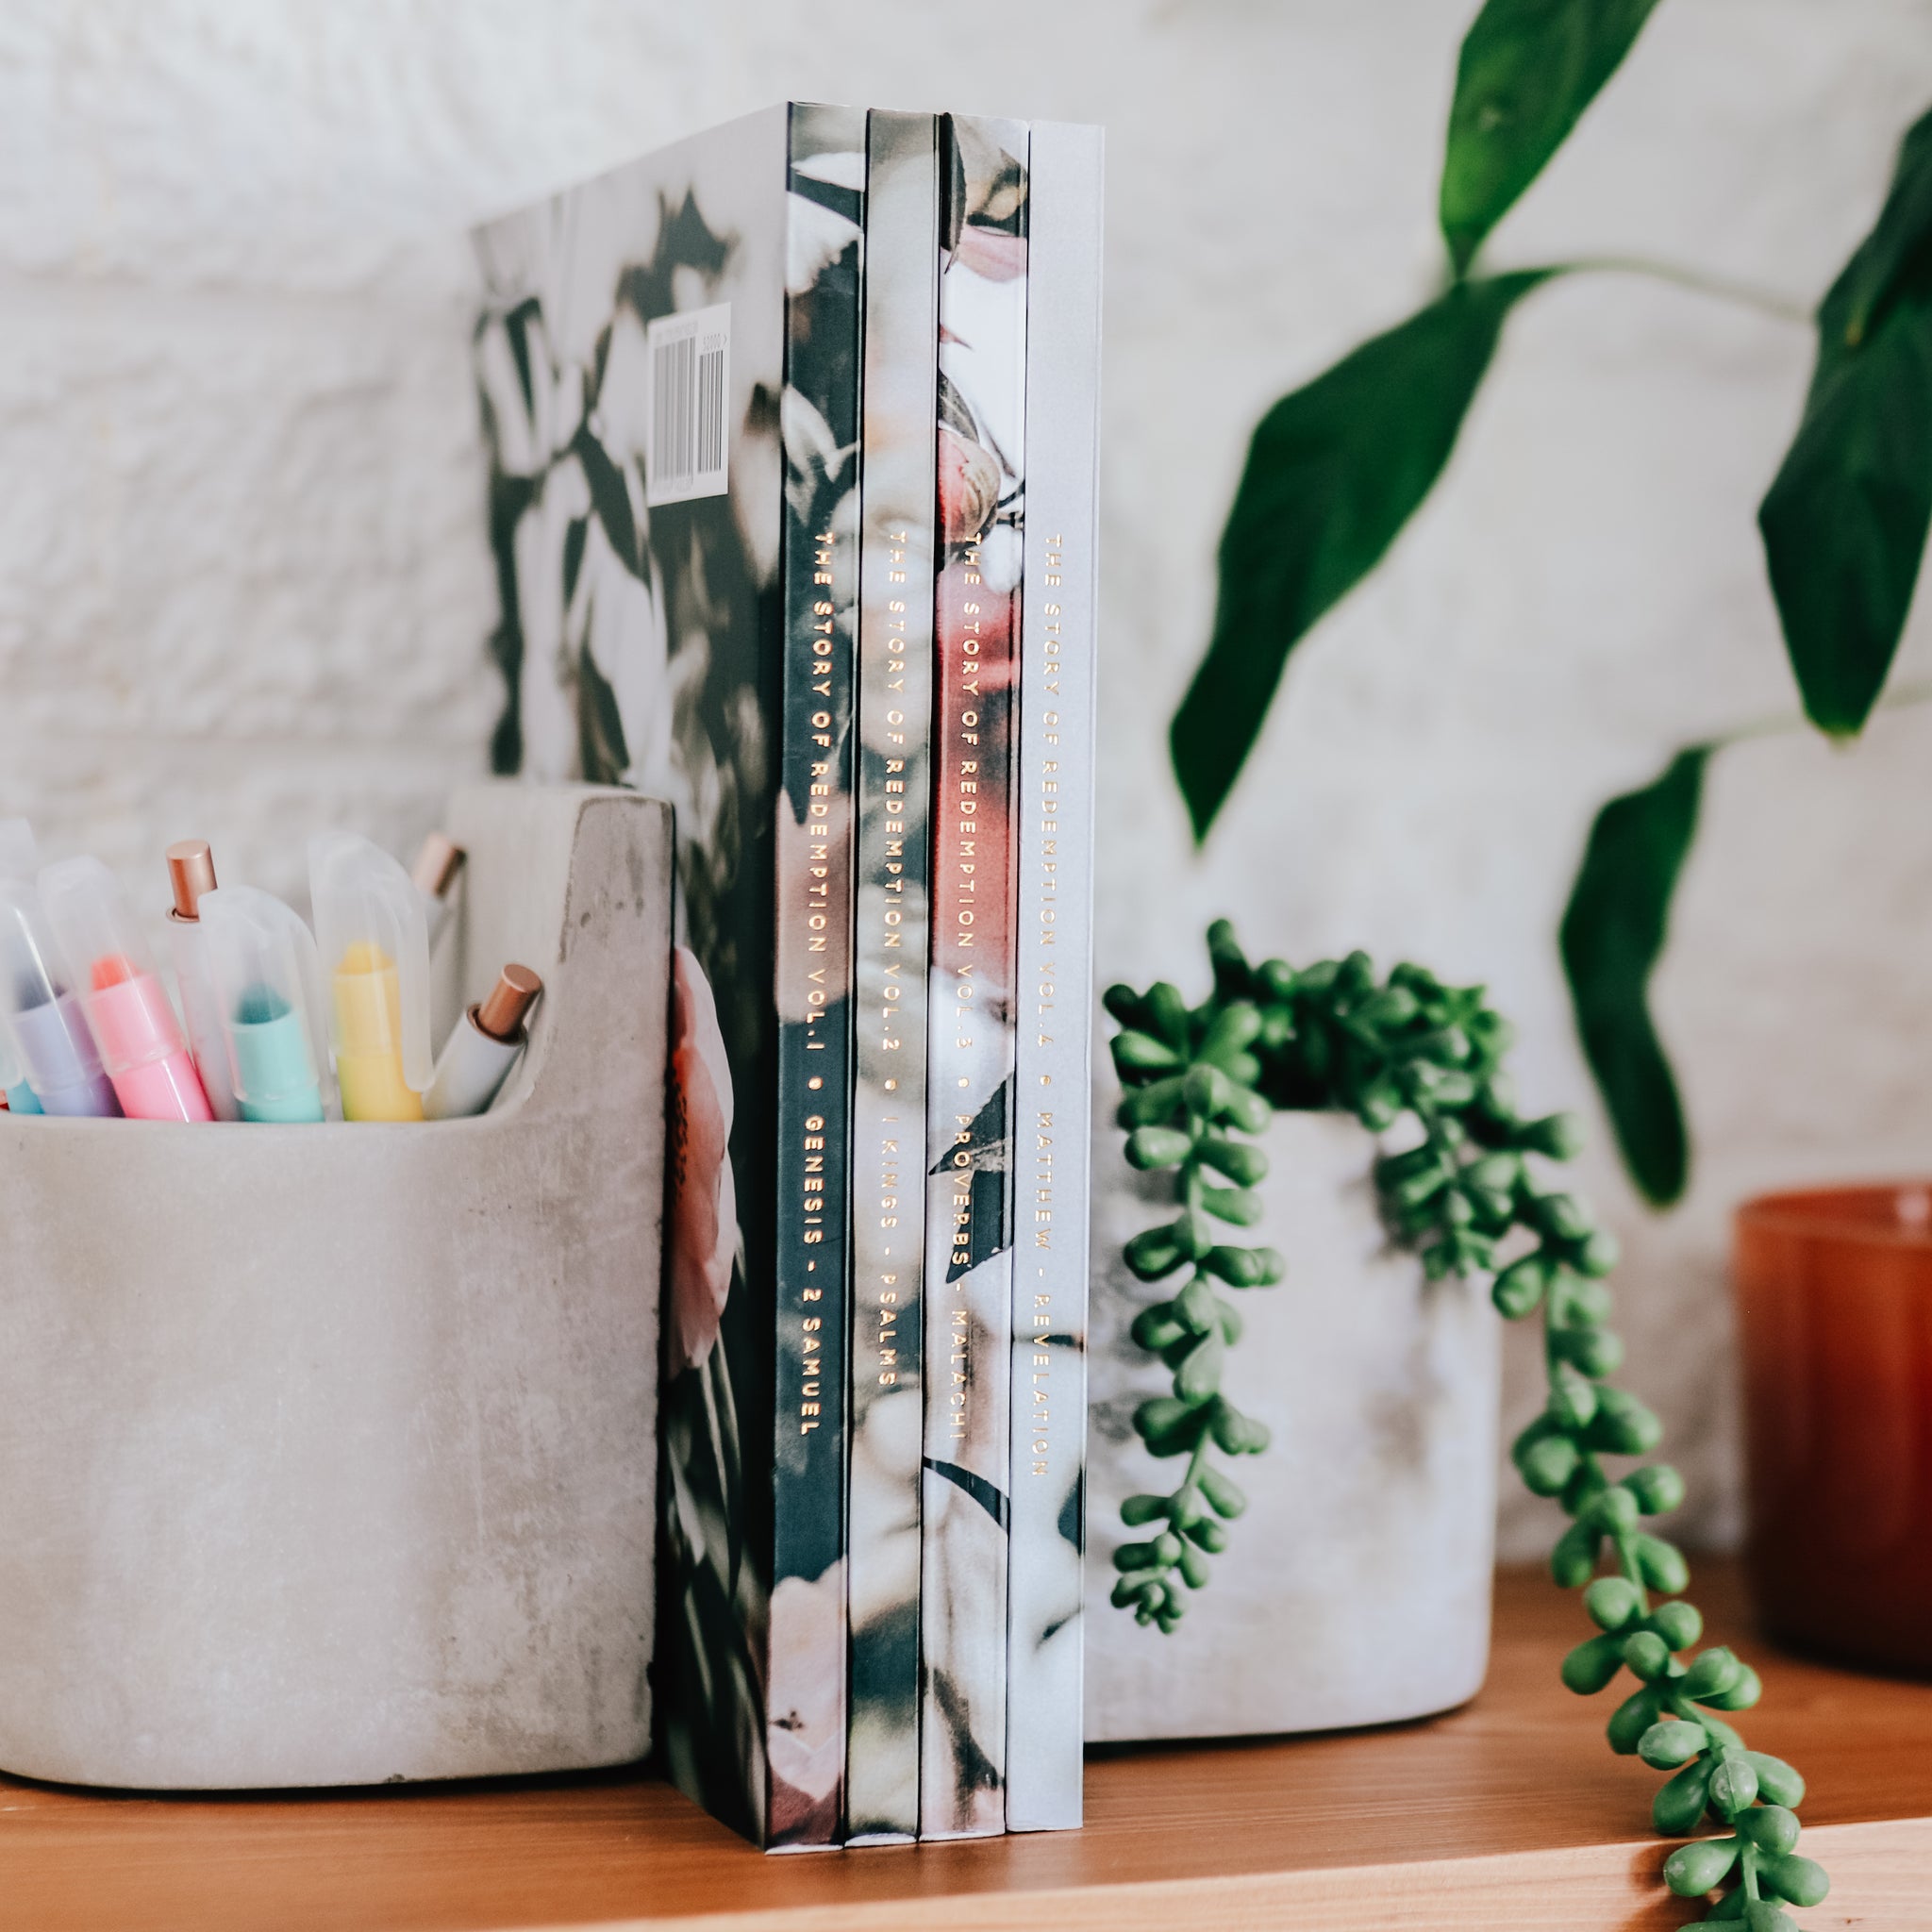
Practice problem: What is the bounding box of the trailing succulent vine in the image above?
[1106,922,1829,1930]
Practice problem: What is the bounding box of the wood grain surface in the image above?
[3,1562,1927,1932]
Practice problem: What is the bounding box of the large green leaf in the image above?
[1172,272,1549,841]
[1441,0,1664,275]
[1559,747,1707,1208]
[1832,106,1932,348]
[1759,106,1932,736]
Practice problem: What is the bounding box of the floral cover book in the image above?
[919,113,1030,1843]
[471,101,864,1851]
[847,108,940,1847]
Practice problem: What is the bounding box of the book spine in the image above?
[768,102,867,1853]
[918,113,1029,1843]
[1007,119,1104,1836]
[847,108,940,1846]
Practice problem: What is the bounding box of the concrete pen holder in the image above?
[0,783,670,1790]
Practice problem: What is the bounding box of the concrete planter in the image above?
[1086,1106,1500,1742]
[0,783,669,1790]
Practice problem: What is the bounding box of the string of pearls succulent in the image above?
[1106,923,1829,1930]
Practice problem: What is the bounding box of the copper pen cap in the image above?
[475,963,542,1042]
[410,831,465,902]
[165,840,218,922]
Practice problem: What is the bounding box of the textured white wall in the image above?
[5,0,1931,1556]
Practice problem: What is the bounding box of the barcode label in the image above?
[645,303,731,506]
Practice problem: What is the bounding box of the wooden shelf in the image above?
[5,1561,1928,1930]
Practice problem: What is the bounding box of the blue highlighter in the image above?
[0,878,122,1119]
[198,885,336,1124]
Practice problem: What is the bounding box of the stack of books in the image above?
[473,104,1102,1849]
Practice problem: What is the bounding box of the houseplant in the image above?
[1105,922,1828,1928]
[1100,6,1919,1914]
[1167,0,1932,1208]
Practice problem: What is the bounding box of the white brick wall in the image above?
[4,0,1931,1555]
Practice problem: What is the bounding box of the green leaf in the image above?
[1440,0,1664,273]
[1832,106,1932,349]
[1558,747,1707,1207]
[1760,108,1932,736]
[1171,273,1550,840]
[1662,1835,1740,1900]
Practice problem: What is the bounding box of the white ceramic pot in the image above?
[1085,1106,1500,1741]
[0,784,669,1790]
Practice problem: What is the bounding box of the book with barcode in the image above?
[471,100,865,1852]
[846,108,940,1847]
[919,112,1030,1843]
[1007,119,1103,1835]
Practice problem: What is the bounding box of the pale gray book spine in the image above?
[1007,118,1103,1836]
[846,108,939,1847]
[918,113,1029,1843]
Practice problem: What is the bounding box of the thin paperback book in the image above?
[1008,117,1103,1836]
[919,111,1030,1842]
[846,106,940,1846]
[472,100,865,1852]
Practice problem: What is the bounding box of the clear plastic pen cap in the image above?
[0,880,63,1094]
[308,832,432,1094]
[200,885,334,1117]
[0,823,41,1092]
[38,855,188,1076]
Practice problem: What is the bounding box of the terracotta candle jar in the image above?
[1734,1183,1932,1677]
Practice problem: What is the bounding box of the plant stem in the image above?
[1538,254,1812,326]
[1711,675,1932,751]
[1613,1525,1648,1601]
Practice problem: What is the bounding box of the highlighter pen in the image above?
[423,964,542,1120]
[164,839,242,1121]
[38,858,208,1121]
[0,879,121,1118]
[0,821,49,1114]
[308,832,432,1122]
[410,831,466,943]
[199,885,335,1124]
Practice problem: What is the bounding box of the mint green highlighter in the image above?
[198,886,337,1124]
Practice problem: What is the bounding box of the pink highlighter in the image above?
[39,857,214,1124]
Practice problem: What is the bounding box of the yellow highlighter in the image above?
[308,833,432,1122]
